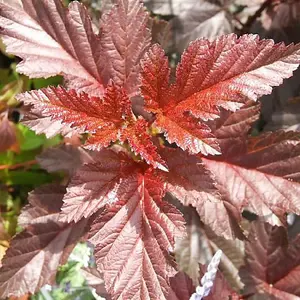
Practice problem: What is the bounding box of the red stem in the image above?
[240,0,273,34]
[0,160,37,171]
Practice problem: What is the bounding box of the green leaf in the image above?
[17,124,62,151]
[0,151,13,165]
[0,190,12,206]
[32,76,63,89]
[52,260,95,300]
[0,191,21,236]
[11,150,39,164]
[57,261,85,286]
[2,170,54,185]
[43,134,62,148]
[0,69,10,87]
[17,124,47,151]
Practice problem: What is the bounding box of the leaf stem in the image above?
[0,160,37,171]
[240,0,273,34]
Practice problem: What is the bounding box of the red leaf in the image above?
[161,147,243,239]
[202,157,300,230]
[0,0,104,96]
[0,113,17,153]
[212,101,261,158]
[168,266,239,300]
[261,0,300,30]
[173,206,245,291]
[18,184,66,227]
[151,18,171,50]
[174,34,300,112]
[37,144,93,175]
[202,120,300,235]
[17,83,130,140]
[88,170,185,300]
[174,0,233,53]
[20,105,75,139]
[0,184,90,298]
[100,0,151,97]
[240,220,300,299]
[156,111,220,156]
[60,149,139,223]
[163,102,300,238]
[123,118,168,171]
[18,83,165,169]
[144,0,233,53]
[168,272,195,300]
[140,35,300,155]
[235,131,300,181]
[140,44,220,156]
[80,268,110,299]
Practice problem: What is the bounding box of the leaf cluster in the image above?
[1,0,300,299]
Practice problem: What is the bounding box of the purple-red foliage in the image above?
[1,0,300,299]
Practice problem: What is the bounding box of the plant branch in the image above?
[240,0,273,34]
[0,160,37,171]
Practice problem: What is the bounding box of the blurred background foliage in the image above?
[0,51,63,260]
[0,1,104,299]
